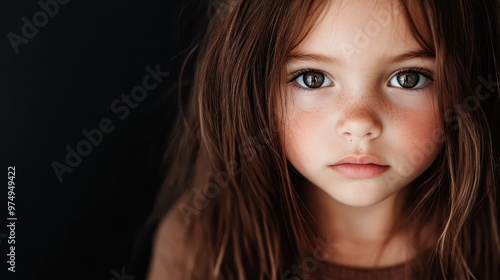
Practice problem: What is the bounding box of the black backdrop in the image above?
[1,1,206,279]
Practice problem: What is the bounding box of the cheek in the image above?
[283,110,324,164]
[391,106,444,170]
[399,101,442,142]
[398,114,437,139]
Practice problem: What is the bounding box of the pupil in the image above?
[397,72,419,88]
[304,72,324,88]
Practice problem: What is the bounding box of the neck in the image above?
[305,182,424,267]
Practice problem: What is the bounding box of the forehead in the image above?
[292,0,431,62]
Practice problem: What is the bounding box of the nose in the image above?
[336,107,382,141]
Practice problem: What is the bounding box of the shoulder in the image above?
[146,200,191,280]
[147,152,211,279]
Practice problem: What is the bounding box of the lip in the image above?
[329,156,389,179]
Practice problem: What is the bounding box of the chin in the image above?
[331,195,392,208]
[321,182,402,208]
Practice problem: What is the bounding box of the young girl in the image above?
[145,0,500,279]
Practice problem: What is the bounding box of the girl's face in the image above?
[284,0,443,207]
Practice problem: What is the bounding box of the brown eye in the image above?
[294,71,332,89]
[397,71,420,88]
[388,69,431,90]
[303,72,324,88]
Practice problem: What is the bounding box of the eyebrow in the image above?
[287,50,435,65]
[382,50,435,64]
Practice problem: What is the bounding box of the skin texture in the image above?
[283,0,442,267]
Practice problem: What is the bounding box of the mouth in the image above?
[329,156,389,179]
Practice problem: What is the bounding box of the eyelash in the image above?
[288,68,331,92]
[396,67,434,80]
[287,67,435,92]
[288,68,323,83]
[391,67,434,93]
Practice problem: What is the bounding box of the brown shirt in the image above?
[315,250,432,280]
[317,261,417,280]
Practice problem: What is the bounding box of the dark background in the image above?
[1,0,207,279]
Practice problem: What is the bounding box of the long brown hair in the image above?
[398,0,500,279]
[148,0,500,279]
